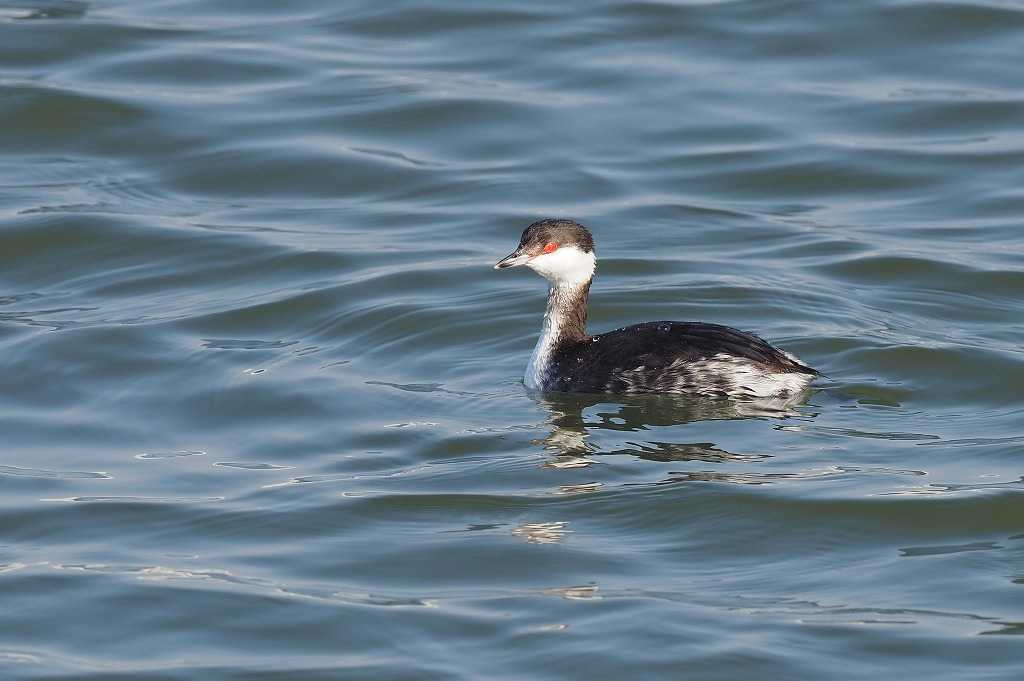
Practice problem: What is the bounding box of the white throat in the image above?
[523,247,595,390]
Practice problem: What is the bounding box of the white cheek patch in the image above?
[527,246,596,287]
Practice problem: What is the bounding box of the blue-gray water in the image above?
[2,1,1024,679]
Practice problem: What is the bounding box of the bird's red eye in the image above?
[543,242,558,254]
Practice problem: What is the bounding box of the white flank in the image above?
[684,353,813,397]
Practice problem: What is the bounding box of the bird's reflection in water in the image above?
[517,392,818,542]
[534,390,817,468]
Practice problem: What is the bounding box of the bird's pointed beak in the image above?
[494,247,530,269]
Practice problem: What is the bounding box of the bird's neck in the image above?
[543,280,590,344]
[525,280,591,390]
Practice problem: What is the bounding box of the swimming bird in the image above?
[494,219,818,396]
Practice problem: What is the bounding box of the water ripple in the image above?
[0,464,109,479]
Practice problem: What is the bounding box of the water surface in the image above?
[1,1,1023,679]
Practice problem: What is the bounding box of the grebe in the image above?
[494,219,818,397]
